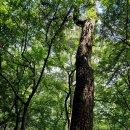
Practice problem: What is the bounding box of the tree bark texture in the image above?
[70,19,95,130]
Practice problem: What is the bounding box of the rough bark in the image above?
[70,19,95,130]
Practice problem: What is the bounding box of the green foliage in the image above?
[87,7,98,20]
[0,0,130,129]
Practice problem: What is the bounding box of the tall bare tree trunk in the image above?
[70,19,95,130]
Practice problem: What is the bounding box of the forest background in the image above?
[0,0,130,130]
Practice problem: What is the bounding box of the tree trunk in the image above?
[14,97,20,130]
[20,104,28,130]
[70,19,95,130]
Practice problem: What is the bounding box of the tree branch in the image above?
[73,8,85,27]
[26,3,74,106]
[65,69,75,129]
[0,73,25,104]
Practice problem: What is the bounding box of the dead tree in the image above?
[70,10,96,130]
